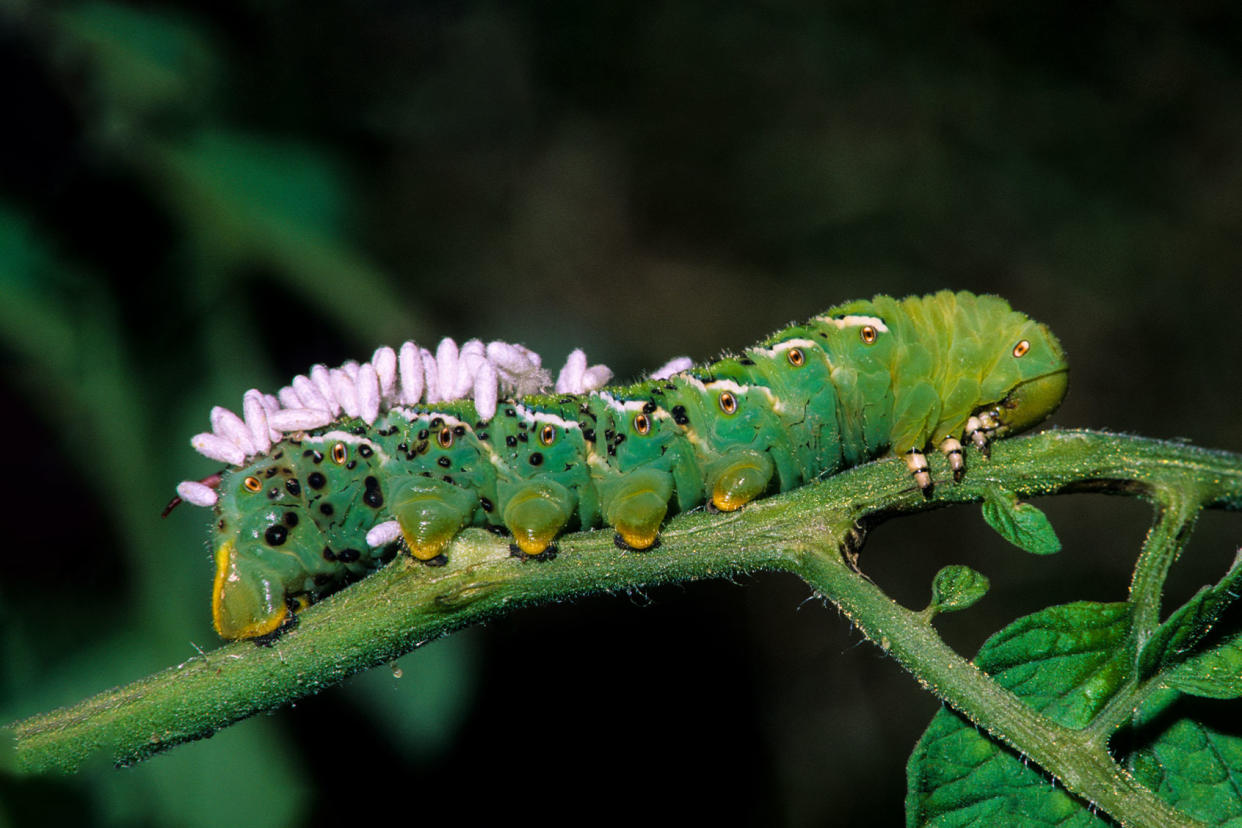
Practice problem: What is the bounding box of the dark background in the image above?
[2,2,1241,825]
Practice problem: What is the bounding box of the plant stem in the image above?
[1128,493,1202,648]
[795,543,1201,827]
[8,430,1242,825]
[1078,495,1205,746]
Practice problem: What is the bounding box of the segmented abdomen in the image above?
[202,291,1068,638]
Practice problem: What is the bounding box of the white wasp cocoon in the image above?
[260,394,283,443]
[580,364,614,391]
[397,341,423,405]
[183,331,625,498]
[292,374,329,413]
[176,480,219,508]
[191,432,247,466]
[366,520,404,548]
[268,408,334,432]
[372,346,397,401]
[436,338,459,402]
[473,361,499,420]
[485,341,531,375]
[421,348,440,404]
[356,362,380,424]
[330,368,360,419]
[556,349,587,393]
[278,386,302,410]
[309,365,340,417]
[455,339,487,399]
[210,406,256,455]
[242,390,272,453]
[650,356,693,380]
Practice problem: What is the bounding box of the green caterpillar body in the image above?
[205,291,1068,639]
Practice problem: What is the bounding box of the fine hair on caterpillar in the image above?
[175,291,1068,640]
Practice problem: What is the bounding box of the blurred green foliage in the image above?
[1,1,1241,825]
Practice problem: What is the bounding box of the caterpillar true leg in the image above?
[939,437,965,481]
[965,410,1001,458]
[904,449,933,495]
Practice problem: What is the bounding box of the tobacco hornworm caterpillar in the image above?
[177,290,1068,639]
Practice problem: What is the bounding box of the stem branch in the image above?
[8,429,1242,826]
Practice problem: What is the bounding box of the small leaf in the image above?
[928,565,990,616]
[1139,550,1242,680]
[980,486,1061,556]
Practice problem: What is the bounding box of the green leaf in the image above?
[0,203,83,372]
[1140,550,1242,681]
[1130,717,1242,824]
[149,128,429,344]
[907,603,1132,826]
[1164,634,1242,700]
[154,129,350,246]
[980,486,1061,556]
[0,203,61,292]
[56,1,218,121]
[928,565,990,616]
[961,602,1133,726]
[906,712,1108,827]
[910,596,1242,825]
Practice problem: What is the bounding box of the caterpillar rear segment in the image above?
[204,291,1068,639]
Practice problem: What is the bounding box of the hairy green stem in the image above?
[1080,496,1205,746]
[8,430,1242,825]
[1129,494,1202,647]
[795,544,1200,828]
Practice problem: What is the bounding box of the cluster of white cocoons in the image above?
[178,337,618,509]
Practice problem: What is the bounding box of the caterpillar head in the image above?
[985,319,1068,436]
